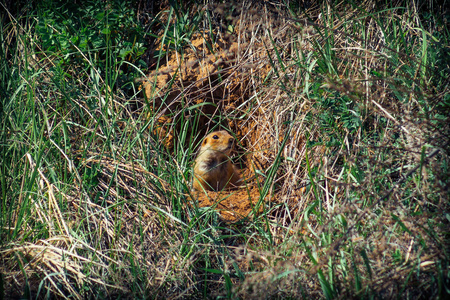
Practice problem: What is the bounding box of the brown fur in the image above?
[193,131,241,191]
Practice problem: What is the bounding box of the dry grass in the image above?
[1,0,449,298]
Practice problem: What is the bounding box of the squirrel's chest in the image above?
[197,155,228,174]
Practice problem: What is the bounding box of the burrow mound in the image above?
[143,4,312,221]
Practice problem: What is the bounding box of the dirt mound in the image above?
[142,5,309,220]
[194,186,263,222]
[143,32,252,148]
[143,30,270,219]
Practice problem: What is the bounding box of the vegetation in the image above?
[1,0,449,298]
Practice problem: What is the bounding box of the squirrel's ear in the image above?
[203,138,208,145]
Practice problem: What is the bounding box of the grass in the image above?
[1,0,449,298]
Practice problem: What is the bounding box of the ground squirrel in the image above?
[193,131,241,191]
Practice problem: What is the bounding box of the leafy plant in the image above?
[35,0,146,84]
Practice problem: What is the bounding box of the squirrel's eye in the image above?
[212,135,219,139]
